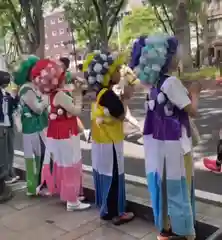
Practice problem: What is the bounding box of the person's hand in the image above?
[73,76,88,91]
[189,81,202,96]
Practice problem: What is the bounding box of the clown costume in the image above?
[83,51,134,225]
[131,36,201,240]
[60,57,91,142]
[32,59,90,211]
[13,56,48,196]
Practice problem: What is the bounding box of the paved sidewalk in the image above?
[0,185,157,240]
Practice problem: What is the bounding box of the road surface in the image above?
[14,90,222,196]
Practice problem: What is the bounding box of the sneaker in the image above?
[36,186,51,197]
[0,185,13,203]
[101,214,113,221]
[112,212,134,226]
[157,232,187,240]
[5,176,19,184]
[26,192,36,197]
[203,158,221,173]
[78,195,85,201]
[83,129,91,142]
[157,229,173,240]
[67,200,91,211]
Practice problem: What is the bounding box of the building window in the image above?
[59,29,64,35]
[61,41,65,47]
[54,43,59,48]
[45,33,47,39]
[55,54,60,59]
[58,17,64,23]
[51,19,55,25]
[45,44,49,50]
[52,31,57,36]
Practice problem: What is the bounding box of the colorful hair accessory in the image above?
[83,50,124,87]
[13,55,39,86]
[133,35,178,86]
[129,36,147,69]
[31,59,65,94]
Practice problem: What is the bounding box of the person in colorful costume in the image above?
[83,51,134,225]
[60,57,91,142]
[32,59,90,211]
[131,36,201,240]
[13,55,49,196]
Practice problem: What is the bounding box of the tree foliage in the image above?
[120,7,162,46]
[1,0,47,59]
[143,0,204,71]
[54,0,127,51]
[91,0,127,49]
[61,0,99,51]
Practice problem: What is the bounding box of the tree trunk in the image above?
[195,17,200,68]
[161,4,175,34]
[35,10,45,58]
[10,21,24,54]
[153,4,169,33]
[174,0,192,72]
[199,2,209,65]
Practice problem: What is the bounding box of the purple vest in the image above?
[143,77,191,141]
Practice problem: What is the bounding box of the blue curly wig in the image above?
[130,35,178,86]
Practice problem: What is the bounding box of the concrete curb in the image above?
[14,165,218,240]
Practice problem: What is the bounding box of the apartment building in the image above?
[44,8,81,67]
[207,0,222,58]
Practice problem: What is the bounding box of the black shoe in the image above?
[101,214,113,221]
[0,184,13,203]
[112,212,135,226]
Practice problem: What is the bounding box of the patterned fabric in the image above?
[31,59,65,94]
[83,51,124,87]
[92,142,125,217]
[19,83,48,134]
[120,64,139,86]
[131,35,178,86]
[129,36,146,70]
[130,35,196,237]
[23,131,46,195]
[91,88,124,144]
[91,88,125,217]
[41,92,81,202]
[65,71,72,84]
[143,76,195,236]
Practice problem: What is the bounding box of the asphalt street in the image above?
[14,90,222,195]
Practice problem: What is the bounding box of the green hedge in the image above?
[177,67,218,81]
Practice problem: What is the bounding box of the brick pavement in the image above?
[0,185,157,240]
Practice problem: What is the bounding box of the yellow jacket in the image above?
[91,88,124,144]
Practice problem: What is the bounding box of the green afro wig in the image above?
[13,55,40,86]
